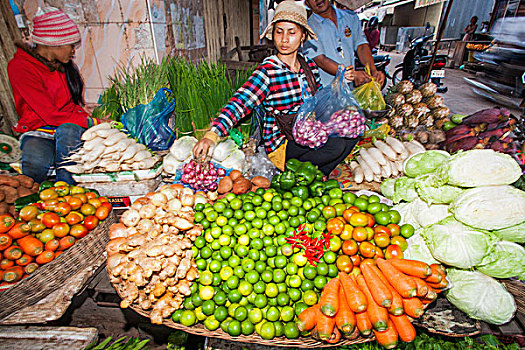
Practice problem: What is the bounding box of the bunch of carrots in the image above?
[296,258,448,348]
[0,214,66,286]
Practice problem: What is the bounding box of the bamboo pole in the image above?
[425,0,454,82]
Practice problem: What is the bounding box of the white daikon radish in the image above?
[105,138,134,153]
[359,148,381,175]
[410,140,426,153]
[133,150,152,162]
[96,127,121,138]
[81,129,97,141]
[357,155,374,182]
[403,141,421,156]
[381,161,392,178]
[368,147,388,166]
[103,132,127,146]
[63,164,84,173]
[87,145,105,162]
[373,174,381,183]
[121,144,145,161]
[350,161,364,184]
[83,137,104,151]
[385,136,406,154]
[374,140,397,161]
[105,163,120,172]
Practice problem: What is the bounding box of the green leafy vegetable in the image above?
[476,240,525,279]
[403,150,450,178]
[392,176,418,203]
[380,178,396,200]
[404,231,439,265]
[493,221,525,243]
[415,173,464,205]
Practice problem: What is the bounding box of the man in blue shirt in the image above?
[303,0,385,87]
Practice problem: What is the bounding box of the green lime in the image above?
[223,209,234,219]
[316,262,329,276]
[284,321,300,339]
[195,258,207,271]
[280,306,294,323]
[261,270,273,283]
[288,275,302,289]
[259,321,276,340]
[265,246,277,257]
[367,202,382,214]
[238,280,253,296]
[313,220,326,232]
[254,280,266,294]
[191,293,204,308]
[220,266,234,281]
[235,245,249,258]
[171,309,183,323]
[255,261,267,273]
[374,212,391,226]
[274,255,287,269]
[273,269,286,283]
[265,283,279,298]
[254,294,268,308]
[227,320,242,336]
[248,308,263,324]
[303,290,318,306]
[289,288,301,302]
[219,246,232,259]
[200,246,212,259]
[199,271,213,286]
[228,303,239,318]
[183,297,194,310]
[313,275,328,290]
[214,305,228,322]
[266,306,280,322]
[234,305,248,321]
[228,255,241,268]
[204,316,220,331]
[213,291,227,306]
[323,251,337,264]
[248,248,260,261]
[327,264,339,278]
[277,292,290,306]
[241,258,255,272]
[202,300,216,316]
[180,310,196,326]
[303,265,317,280]
[226,275,240,289]
[199,286,215,301]
[343,192,357,204]
[301,279,314,291]
[228,289,242,303]
[212,273,222,286]
[277,283,287,293]
[389,210,401,224]
[274,321,284,337]
[294,301,308,316]
[400,223,415,238]
[252,217,263,229]
[241,320,255,335]
[353,198,368,211]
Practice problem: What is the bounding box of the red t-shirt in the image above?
[7,48,92,133]
[364,27,380,50]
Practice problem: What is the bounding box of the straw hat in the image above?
[261,1,318,41]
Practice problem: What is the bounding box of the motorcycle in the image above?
[355,48,391,90]
[392,31,448,92]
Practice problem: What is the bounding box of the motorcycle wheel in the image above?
[392,68,403,85]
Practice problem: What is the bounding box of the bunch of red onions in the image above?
[327,108,366,138]
[180,160,225,191]
[293,117,330,148]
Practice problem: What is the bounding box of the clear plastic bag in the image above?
[247,146,280,179]
[121,88,176,151]
[292,67,366,149]
[353,66,386,111]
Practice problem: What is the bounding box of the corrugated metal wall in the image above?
[442,0,495,39]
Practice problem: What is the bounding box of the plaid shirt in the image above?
[211,54,320,153]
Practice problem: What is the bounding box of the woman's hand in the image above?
[340,65,355,82]
[193,138,215,161]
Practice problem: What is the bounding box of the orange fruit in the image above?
[359,241,377,258]
[326,218,345,235]
[342,239,358,256]
[336,255,353,273]
[352,227,368,242]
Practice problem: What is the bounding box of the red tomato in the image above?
[95,206,110,221]
[85,191,98,200]
[55,202,72,217]
[374,225,392,236]
[365,213,375,227]
[387,223,401,237]
[385,244,404,259]
[41,212,60,229]
[374,233,391,248]
[83,215,99,231]
[101,202,113,211]
[52,222,70,238]
[65,212,84,225]
[359,241,377,258]
[88,198,102,209]
[342,239,358,256]
[350,255,361,267]
[70,224,88,239]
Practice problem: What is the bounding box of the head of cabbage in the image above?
[403,150,450,178]
[493,222,525,244]
[446,268,516,325]
[415,173,464,205]
[404,231,439,265]
[392,177,419,203]
[422,216,496,269]
[476,241,525,279]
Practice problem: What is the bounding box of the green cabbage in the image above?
[446,268,516,325]
[493,222,525,243]
[415,173,464,205]
[392,199,450,230]
[436,149,522,187]
[404,231,439,265]
[403,150,450,178]
[422,216,496,269]
[476,241,525,279]
[450,185,525,230]
[380,178,396,200]
[392,177,418,203]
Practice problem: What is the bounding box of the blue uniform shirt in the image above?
[303,7,368,87]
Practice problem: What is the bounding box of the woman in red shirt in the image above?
[7,7,105,184]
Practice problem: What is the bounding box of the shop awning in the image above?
[414,0,446,9]
[357,0,414,21]
[335,0,374,10]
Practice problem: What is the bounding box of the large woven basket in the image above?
[0,211,116,322]
[114,284,372,348]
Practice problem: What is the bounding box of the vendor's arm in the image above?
[8,62,100,128]
[355,43,384,86]
[193,67,270,159]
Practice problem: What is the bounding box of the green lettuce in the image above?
[493,222,525,243]
[392,199,450,230]
[380,178,396,200]
[404,231,439,265]
[476,241,525,279]
[436,149,522,187]
[392,176,418,203]
[446,268,516,325]
[415,173,464,205]
[403,150,450,178]
[450,185,525,230]
[422,216,496,269]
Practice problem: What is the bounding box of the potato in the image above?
[229,169,242,181]
[0,202,8,214]
[0,175,19,188]
[17,186,34,198]
[0,190,4,202]
[13,174,34,189]
[251,176,270,189]
[0,186,17,204]
[232,177,251,195]
[217,176,233,194]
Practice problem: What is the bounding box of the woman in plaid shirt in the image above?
[194,1,359,175]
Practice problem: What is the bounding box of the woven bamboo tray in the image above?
[0,211,116,322]
[113,285,372,348]
[503,280,525,318]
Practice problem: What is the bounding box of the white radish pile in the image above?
[351,137,426,184]
[64,123,161,174]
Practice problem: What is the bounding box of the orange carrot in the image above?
[422,289,438,304]
[0,233,12,250]
[0,214,15,234]
[361,262,393,308]
[427,279,449,290]
[35,250,55,265]
[355,311,373,336]
[24,262,39,275]
[45,239,59,251]
[297,304,320,331]
[372,265,405,316]
[16,254,33,266]
[319,277,340,317]
[54,251,63,258]
[7,222,31,239]
[390,314,416,343]
[326,327,342,344]
[389,259,431,279]
[3,245,22,260]
[376,258,417,298]
[356,274,389,332]
[58,236,75,250]
[345,325,361,340]
[17,235,44,256]
[402,297,424,318]
[3,266,24,283]
[430,263,446,276]
[1,258,14,270]
[338,272,367,313]
[425,265,444,284]
[373,319,398,349]
[0,270,3,280]
[316,311,336,341]
[412,277,429,297]
[335,287,356,336]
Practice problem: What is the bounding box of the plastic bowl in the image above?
[363,104,393,119]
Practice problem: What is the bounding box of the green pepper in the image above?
[270,174,282,190]
[285,159,302,173]
[39,180,55,192]
[14,193,41,211]
[296,161,317,185]
[323,179,340,191]
[315,170,324,182]
[291,186,309,201]
[309,181,325,197]
[279,171,296,190]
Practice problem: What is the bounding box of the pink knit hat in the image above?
[31,7,81,46]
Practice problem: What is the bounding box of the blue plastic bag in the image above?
[292,67,365,148]
[121,88,176,151]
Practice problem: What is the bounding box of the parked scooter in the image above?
[354,48,392,90]
[392,28,448,92]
